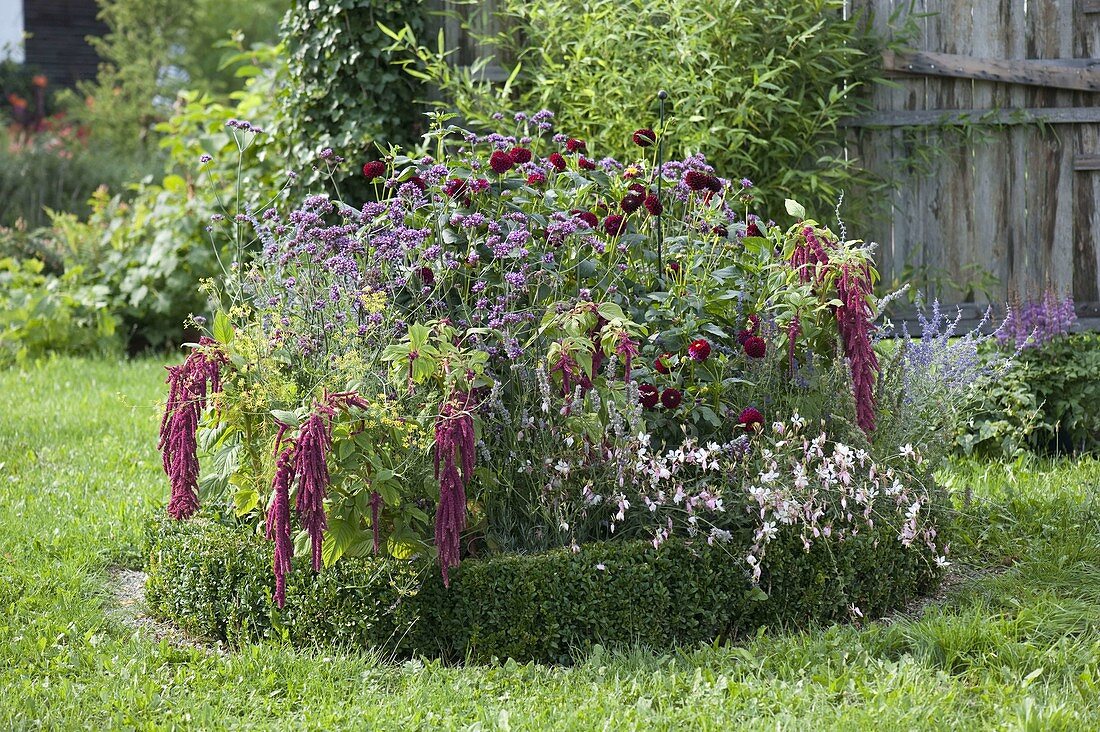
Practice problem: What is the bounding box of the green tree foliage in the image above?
[278,0,431,195]
[68,0,289,158]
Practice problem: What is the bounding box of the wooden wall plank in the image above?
[883,50,1100,91]
[845,106,1100,126]
[1073,0,1100,301]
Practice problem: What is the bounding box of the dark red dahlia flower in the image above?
[713,225,728,238]
[362,160,386,180]
[643,195,663,217]
[620,193,643,214]
[489,150,514,175]
[408,175,427,191]
[578,156,597,170]
[660,388,683,409]
[527,172,547,186]
[572,209,599,228]
[418,266,435,285]
[566,138,586,153]
[654,352,674,374]
[548,152,567,171]
[743,335,766,359]
[738,407,764,431]
[745,221,763,237]
[509,146,533,164]
[442,178,468,198]
[687,338,711,362]
[638,383,660,409]
[667,261,681,276]
[632,128,656,147]
[603,214,626,236]
[684,170,708,191]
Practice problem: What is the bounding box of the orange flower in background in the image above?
[7,93,27,109]
[31,75,48,88]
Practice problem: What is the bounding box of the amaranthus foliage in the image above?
[157,111,967,594]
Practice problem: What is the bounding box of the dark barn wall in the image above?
[23,0,106,87]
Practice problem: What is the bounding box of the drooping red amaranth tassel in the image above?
[266,446,295,608]
[433,392,477,586]
[790,226,830,284]
[158,337,225,520]
[294,407,335,572]
[836,264,879,433]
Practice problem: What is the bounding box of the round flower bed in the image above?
[145,509,943,663]
[148,111,987,658]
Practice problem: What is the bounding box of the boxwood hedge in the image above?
[144,514,943,663]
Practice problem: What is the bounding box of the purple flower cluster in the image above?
[998,291,1076,349]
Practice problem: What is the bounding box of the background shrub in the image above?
[958,334,1100,458]
[145,512,943,663]
[0,257,119,364]
[69,0,289,160]
[52,49,291,350]
[278,0,431,196]
[388,0,890,221]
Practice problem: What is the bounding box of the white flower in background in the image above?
[708,527,733,544]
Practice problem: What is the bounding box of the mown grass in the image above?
[1,357,1098,730]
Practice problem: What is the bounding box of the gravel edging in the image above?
[105,566,226,654]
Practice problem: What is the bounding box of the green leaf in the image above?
[271,410,300,427]
[233,487,260,517]
[784,199,807,219]
[212,311,234,345]
[321,518,359,568]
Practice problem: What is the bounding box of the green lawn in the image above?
[2,358,1099,731]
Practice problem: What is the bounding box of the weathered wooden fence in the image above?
[848,0,1100,326]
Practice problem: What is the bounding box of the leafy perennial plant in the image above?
[157,111,978,614]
